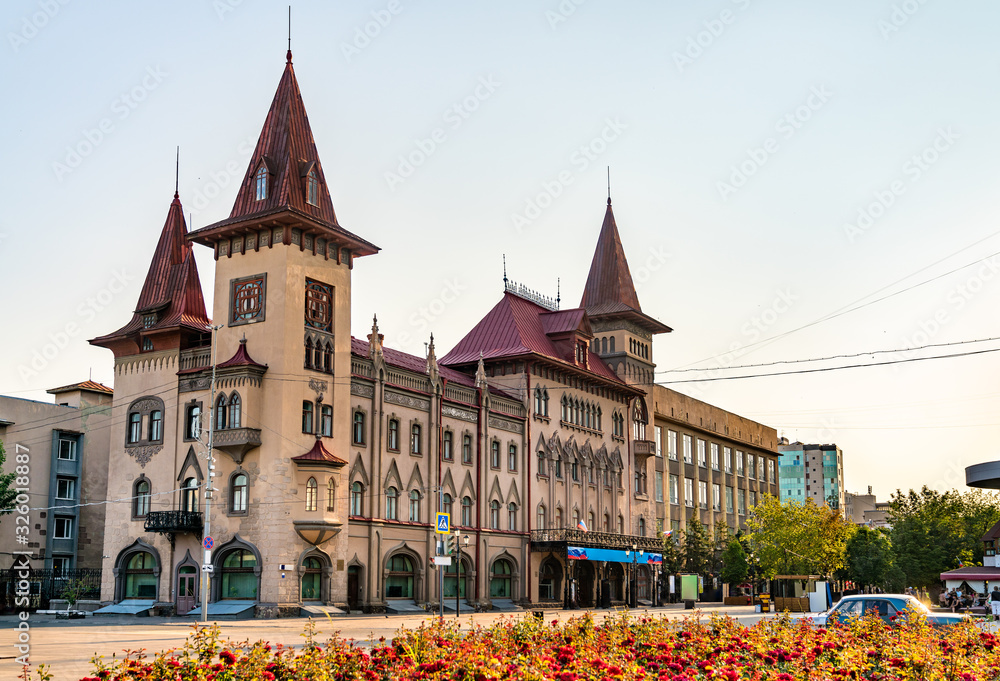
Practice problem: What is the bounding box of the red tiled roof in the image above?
[580,200,671,335]
[350,337,519,400]
[438,292,627,386]
[217,338,267,370]
[188,54,378,257]
[292,438,347,465]
[47,380,113,395]
[91,193,211,346]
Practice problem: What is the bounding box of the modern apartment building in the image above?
[777,441,845,513]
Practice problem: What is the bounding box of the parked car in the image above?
[803,594,969,627]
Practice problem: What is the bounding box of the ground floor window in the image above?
[490,559,513,598]
[220,550,258,600]
[385,554,414,598]
[443,558,470,598]
[124,552,157,599]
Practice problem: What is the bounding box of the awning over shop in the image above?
[568,546,662,564]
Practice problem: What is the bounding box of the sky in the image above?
[4,0,1000,500]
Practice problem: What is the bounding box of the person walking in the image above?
[990,586,1000,622]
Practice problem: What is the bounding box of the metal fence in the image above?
[0,568,102,612]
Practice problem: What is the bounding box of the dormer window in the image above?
[142,338,153,352]
[142,314,157,329]
[306,168,319,206]
[254,164,268,201]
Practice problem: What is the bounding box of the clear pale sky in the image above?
[4,1,1000,500]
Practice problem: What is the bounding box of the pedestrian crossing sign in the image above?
[436,512,450,534]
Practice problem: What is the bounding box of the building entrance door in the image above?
[176,567,196,615]
[347,566,361,610]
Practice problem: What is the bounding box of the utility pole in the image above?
[455,530,461,618]
[439,488,444,623]
[200,324,223,624]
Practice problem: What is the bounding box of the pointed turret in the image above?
[426,333,439,382]
[90,192,211,357]
[580,199,671,335]
[188,54,378,261]
[368,315,384,361]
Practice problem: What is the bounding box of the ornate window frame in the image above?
[229,273,267,326]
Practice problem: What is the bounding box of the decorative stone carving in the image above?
[488,417,523,434]
[385,391,429,411]
[351,383,374,398]
[126,444,162,467]
[443,405,477,423]
[309,378,328,398]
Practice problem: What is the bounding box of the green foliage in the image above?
[681,517,714,577]
[720,539,749,585]
[658,529,684,574]
[745,495,855,579]
[843,526,894,591]
[0,440,18,517]
[888,486,1000,588]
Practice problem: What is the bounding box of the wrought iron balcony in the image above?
[529,528,663,553]
[144,510,203,535]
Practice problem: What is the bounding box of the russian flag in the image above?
[577,520,588,532]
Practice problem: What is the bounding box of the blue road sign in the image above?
[436,512,450,534]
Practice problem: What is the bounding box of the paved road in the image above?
[2,604,772,680]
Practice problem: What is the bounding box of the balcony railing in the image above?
[212,427,262,464]
[529,528,663,552]
[144,510,203,535]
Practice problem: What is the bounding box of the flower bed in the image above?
[54,611,998,681]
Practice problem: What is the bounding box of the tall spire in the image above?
[580,198,671,335]
[175,146,180,198]
[286,5,292,64]
[91,191,210,354]
[426,333,439,381]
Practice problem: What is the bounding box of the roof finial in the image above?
[503,254,508,289]
[174,146,180,199]
[286,5,292,63]
[607,166,611,206]
[557,278,561,310]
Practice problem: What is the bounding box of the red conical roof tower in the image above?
[90,191,211,357]
[580,199,671,335]
[188,51,378,260]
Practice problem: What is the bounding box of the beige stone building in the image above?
[88,50,780,616]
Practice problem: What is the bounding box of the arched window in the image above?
[326,478,336,511]
[133,478,151,518]
[385,487,398,520]
[461,496,473,527]
[538,451,546,476]
[609,336,615,353]
[537,504,547,529]
[305,477,318,512]
[490,440,500,468]
[388,419,400,451]
[304,337,314,369]
[508,444,517,471]
[385,554,414,599]
[508,502,517,531]
[301,556,322,601]
[601,337,607,354]
[443,431,453,460]
[228,393,241,429]
[572,509,580,529]
[353,411,366,445]
[638,517,646,537]
[215,394,228,430]
[603,513,610,532]
[542,388,549,416]
[186,405,201,440]
[618,514,624,534]
[409,489,420,522]
[588,511,595,531]
[302,401,313,434]
[490,559,514,599]
[148,410,162,441]
[220,550,257,600]
[411,423,422,455]
[555,507,563,528]
[490,500,500,529]
[350,482,363,516]
[231,473,248,514]
[443,493,453,517]
[254,163,268,201]
[322,341,332,373]
[596,406,602,432]
[128,412,142,444]
[124,552,157,599]
[554,456,562,479]
[320,405,333,437]
[462,434,472,463]
[561,396,568,422]
[306,168,320,206]
[534,387,543,415]
[180,477,199,513]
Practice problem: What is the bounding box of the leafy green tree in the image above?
[659,529,684,575]
[720,539,749,586]
[843,526,894,591]
[0,441,17,517]
[888,486,1000,589]
[745,495,855,579]
[682,517,714,578]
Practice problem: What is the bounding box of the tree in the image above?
[682,517,714,578]
[659,529,684,576]
[744,496,855,579]
[0,441,16,518]
[888,486,1000,589]
[843,526,894,591]
[720,539,749,586]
